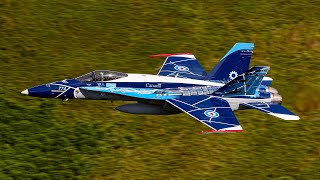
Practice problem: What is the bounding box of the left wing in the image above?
[155,54,207,80]
[166,95,243,133]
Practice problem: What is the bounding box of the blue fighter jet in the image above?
[21,43,299,133]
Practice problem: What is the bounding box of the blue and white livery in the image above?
[21,42,299,134]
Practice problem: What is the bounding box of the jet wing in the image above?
[156,54,207,80]
[241,103,300,120]
[166,95,243,133]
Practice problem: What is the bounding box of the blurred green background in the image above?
[1,0,320,179]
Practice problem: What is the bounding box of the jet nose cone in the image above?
[21,89,29,95]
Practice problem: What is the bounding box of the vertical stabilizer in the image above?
[205,42,254,82]
[214,66,270,97]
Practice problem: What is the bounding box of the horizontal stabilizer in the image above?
[241,103,300,120]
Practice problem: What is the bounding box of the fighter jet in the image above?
[21,43,299,133]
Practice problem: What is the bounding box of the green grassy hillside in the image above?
[1,0,320,179]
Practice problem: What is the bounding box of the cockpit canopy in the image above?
[76,70,128,82]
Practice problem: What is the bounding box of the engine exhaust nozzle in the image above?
[270,93,282,103]
[267,87,278,94]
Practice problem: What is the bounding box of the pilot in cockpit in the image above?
[77,71,127,82]
[96,72,104,81]
[105,74,115,81]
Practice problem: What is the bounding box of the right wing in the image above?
[154,54,207,80]
[166,95,243,134]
